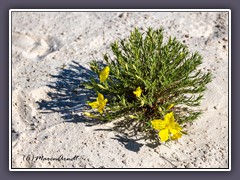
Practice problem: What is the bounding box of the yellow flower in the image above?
[88,92,108,114]
[133,86,142,98]
[151,112,182,142]
[99,66,110,83]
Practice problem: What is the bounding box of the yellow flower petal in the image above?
[88,92,107,114]
[164,112,175,124]
[151,119,166,130]
[97,98,108,114]
[99,66,110,83]
[98,107,103,114]
[152,112,183,142]
[88,101,99,108]
[159,129,169,142]
[169,122,182,134]
[97,92,104,102]
[171,132,182,140]
[133,86,142,98]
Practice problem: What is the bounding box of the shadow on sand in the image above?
[36,60,163,153]
[37,60,97,123]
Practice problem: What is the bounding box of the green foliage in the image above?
[84,27,212,143]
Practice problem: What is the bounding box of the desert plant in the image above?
[83,27,212,143]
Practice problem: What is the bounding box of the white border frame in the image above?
[9,9,231,171]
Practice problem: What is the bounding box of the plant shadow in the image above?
[36,60,100,124]
[111,135,144,152]
[36,60,158,152]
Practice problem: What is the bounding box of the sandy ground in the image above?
[11,11,229,169]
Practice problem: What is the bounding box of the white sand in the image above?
[11,11,229,169]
